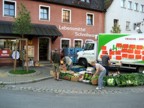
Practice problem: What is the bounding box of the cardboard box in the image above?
[71,76,79,82]
[91,79,98,85]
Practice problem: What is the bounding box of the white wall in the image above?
[105,0,144,33]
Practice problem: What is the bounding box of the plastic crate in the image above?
[70,65,86,72]
[71,56,78,64]
[74,48,83,55]
[63,48,75,56]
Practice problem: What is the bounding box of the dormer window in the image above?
[80,0,90,3]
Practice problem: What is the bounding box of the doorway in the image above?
[39,38,49,61]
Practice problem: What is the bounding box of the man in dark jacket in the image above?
[102,52,110,76]
[52,49,61,81]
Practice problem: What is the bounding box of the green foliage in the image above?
[13,3,32,37]
[111,24,121,33]
[9,69,36,74]
[105,73,144,87]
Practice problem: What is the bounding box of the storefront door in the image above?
[39,38,49,61]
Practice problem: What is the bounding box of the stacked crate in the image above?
[63,48,83,64]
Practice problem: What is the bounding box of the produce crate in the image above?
[91,79,98,85]
[70,65,86,72]
[63,48,75,56]
[74,48,83,55]
[71,76,79,82]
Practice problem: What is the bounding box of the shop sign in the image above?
[59,25,96,37]
[0,49,10,57]
[25,46,34,57]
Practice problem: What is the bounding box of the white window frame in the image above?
[86,13,94,26]
[80,0,90,3]
[73,39,83,48]
[3,0,17,17]
[62,8,71,23]
[60,38,71,49]
[128,1,132,10]
[39,5,50,21]
[85,39,94,43]
[140,5,144,13]
[121,0,126,8]
[134,3,138,11]
[126,21,131,31]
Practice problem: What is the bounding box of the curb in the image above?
[1,76,53,85]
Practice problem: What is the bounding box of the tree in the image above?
[111,24,121,33]
[13,3,32,38]
[13,3,32,72]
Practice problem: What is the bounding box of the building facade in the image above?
[105,0,144,33]
[0,0,105,65]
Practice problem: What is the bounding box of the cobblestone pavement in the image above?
[0,66,52,84]
[1,79,144,95]
[0,65,144,95]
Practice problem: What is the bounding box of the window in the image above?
[121,0,126,8]
[84,43,94,50]
[62,9,71,23]
[134,3,138,11]
[39,5,50,20]
[126,21,131,31]
[128,1,132,10]
[80,0,90,3]
[140,5,144,13]
[61,39,70,49]
[86,13,94,25]
[114,19,119,26]
[3,0,16,17]
[0,39,17,51]
[74,40,83,48]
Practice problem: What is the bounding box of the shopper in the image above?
[102,52,110,76]
[91,61,106,90]
[63,56,73,70]
[51,49,61,81]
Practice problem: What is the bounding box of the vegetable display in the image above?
[105,73,144,87]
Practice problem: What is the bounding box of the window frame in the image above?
[80,0,90,3]
[3,0,17,17]
[60,38,71,49]
[140,5,144,13]
[86,13,94,26]
[39,5,50,21]
[85,39,94,43]
[134,3,139,11]
[126,21,131,31]
[62,8,71,23]
[128,1,133,10]
[73,39,83,48]
[121,0,126,8]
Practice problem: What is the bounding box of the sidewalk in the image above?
[0,65,53,85]
[0,65,144,95]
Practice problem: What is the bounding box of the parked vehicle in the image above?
[77,33,144,72]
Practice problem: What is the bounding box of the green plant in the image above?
[9,69,36,75]
[111,24,121,33]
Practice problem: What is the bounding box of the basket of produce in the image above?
[90,75,98,85]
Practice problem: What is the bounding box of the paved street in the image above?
[0,89,144,108]
[1,77,144,95]
[0,65,144,95]
[0,65,144,108]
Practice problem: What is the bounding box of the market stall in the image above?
[51,65,144,87]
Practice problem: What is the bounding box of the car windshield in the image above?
[84,43,94,50]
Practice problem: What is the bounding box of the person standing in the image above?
[63,56,73,70]
[91,61,106,90]
[51,49,61,81]
[102,52,110,76]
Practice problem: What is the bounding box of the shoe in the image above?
[96,87,101,90]
[56,79,62,81]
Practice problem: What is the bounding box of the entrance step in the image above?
[39,61,52,67]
